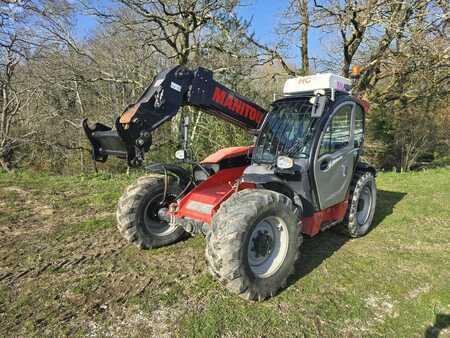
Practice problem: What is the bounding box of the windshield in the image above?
[253,99,314,163]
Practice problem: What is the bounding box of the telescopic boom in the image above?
[83,65,267,166]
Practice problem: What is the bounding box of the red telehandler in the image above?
[83,65,376,300]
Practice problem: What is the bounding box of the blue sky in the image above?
[237,0,328,63]
[75,0,330,65]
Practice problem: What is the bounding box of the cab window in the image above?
[354,105,364,148]
[319,105,352,156]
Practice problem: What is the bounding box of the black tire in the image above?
[116,174,188,249]
[341,171,377,237]
[206,189,302,301]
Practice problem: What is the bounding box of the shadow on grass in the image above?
[371,190,407,229]
[424,313,450,338]
[289,189,407,283]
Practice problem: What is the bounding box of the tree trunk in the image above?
[74,79,85,172]
[298,0,309,74]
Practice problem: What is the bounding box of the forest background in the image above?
[0,0,448,174]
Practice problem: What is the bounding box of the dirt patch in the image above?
[407,284,431,299]
[2,186,29,194]
[84,303,185,337]
[365,293,399,325]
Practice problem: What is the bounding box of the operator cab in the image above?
[245,73,367,216]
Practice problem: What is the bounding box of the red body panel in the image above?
[175,166,255,223]
[302,199,349,236]
[201,146,252,164]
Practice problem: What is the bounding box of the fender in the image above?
[201,146,252,164]
[241,173,303,209]
[145,163,191,189]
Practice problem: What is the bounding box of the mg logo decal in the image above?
[298,77,312,85]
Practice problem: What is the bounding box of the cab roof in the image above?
[283,73,352,96]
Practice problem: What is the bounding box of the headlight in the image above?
[277,156,294,169]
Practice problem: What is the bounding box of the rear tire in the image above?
[116,174,188,249]
[206,189,302,301]
[341,171,377,237]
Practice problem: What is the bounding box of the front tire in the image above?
[116,174,188,249]
[206,189,302,301]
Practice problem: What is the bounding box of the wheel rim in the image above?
[247,216,289,278]
[143,193,178,237]
[356,184,373,226]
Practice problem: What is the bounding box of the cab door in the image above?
[313,101,356,209]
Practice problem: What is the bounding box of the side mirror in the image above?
[175,149,186,160]
[310,95,328,118]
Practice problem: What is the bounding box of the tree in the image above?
[312,0,441,91]
[83,0,242,67]
[0,0,447,173]
[369,11,449,171]
[0,1,38,170]
[277,0,311,74]
[0,36,25,170]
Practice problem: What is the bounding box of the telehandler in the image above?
[83,65,376,300]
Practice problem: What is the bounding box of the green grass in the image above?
[0,168,449,337]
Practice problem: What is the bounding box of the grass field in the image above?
[0,167,449,337]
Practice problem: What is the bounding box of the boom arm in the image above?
[83,65,267,166]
